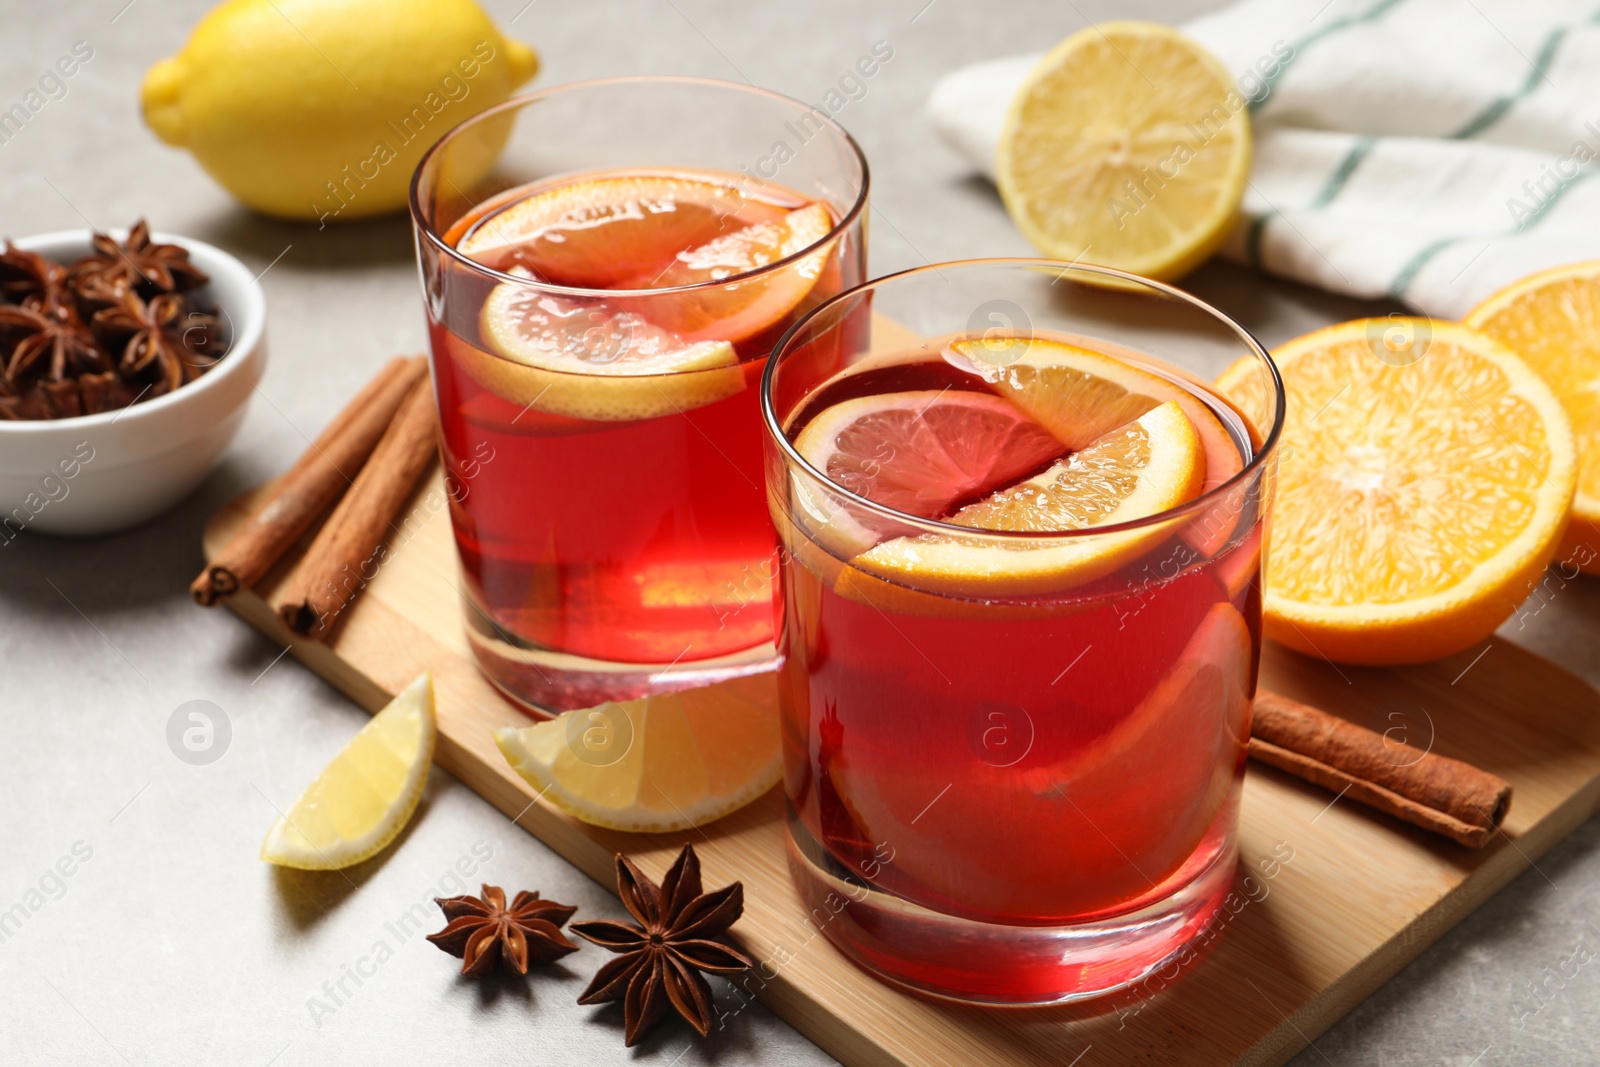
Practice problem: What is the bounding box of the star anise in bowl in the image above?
[0,220,230,421]
[68,218,210,300]
[0,243,68,308]
[426,884,580,976]
[571,844,754,1047]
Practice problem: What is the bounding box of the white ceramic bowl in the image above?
[0,230,266,536]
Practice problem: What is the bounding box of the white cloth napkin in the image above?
[928,0,1600,318]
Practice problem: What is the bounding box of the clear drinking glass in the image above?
[761,259,1284,1004]
[410,77,868,712]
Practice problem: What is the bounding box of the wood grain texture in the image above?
[204,472,1600,1067]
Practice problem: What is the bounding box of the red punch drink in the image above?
[411,80,867,710]
[762,261,1282,1005]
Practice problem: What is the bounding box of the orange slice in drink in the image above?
[850,400,1206,596]
[469,286,744,421]
[457,173,780,288]
[627,202,836,342]
[1215,319,1575,665]
[1465,261,1600,574]
[795,389,1066,520]
[789,388,1065,558]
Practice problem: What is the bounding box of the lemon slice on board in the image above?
[848,400,1206,596]
[1215,319,1575,665]
[995,21,1250,280]
[494,673,780,833]
[1466,260,1600,574]
[261,674,436,870]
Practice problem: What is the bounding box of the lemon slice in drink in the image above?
[471,284,744,421]
[852,400,1206,596]
[1215,319,1575,665]
[261,674,436,870]
[494,674,779,833]
[1466,260,1600,574]
[947,336,1243,490]
[996,22,1250,280]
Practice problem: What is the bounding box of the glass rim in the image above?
[760,257,1287,542]
[408,74,871,299]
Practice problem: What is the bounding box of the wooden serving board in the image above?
[205,473,1600,1067]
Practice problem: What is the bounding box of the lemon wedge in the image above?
[261,674,436,870]
[996,22,1250,280]
[494,673,780,833]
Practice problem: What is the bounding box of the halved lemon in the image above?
[849,400,1206,596]
[458,173,779,288]
[629,202,836,343]
[466,287,745,421]
[995,22,1250,280]
[261,674,435,870]
[494,673,780,833]
[1466,261,1600,574]
[1215,319,1576,665]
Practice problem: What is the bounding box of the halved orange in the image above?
[1466,261,1600,574]
[850,400,1206,596]
[457,172,782,288]
[1215,319,1576,665]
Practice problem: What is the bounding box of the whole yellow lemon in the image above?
[141,0,537,222]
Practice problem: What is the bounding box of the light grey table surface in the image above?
[4,1,1600,1064]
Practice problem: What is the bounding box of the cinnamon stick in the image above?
[191,355,429,605]
[1249,689,1512,848]
[269,376,439,636]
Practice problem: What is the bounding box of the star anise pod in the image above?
[0,302,108,387]
[426,884,579,976]
[92,290,207,394]
[571,845,753,1047]
[0,243,68,308]
[69,218,209,298]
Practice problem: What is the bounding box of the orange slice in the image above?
[626,202,836,343]
[794,389,1065,521]
[1215,319,1575,665]
[850,400,1205,596]
[457,173,780,288]
[467,286,743,421]
[1466,261,1600,574]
